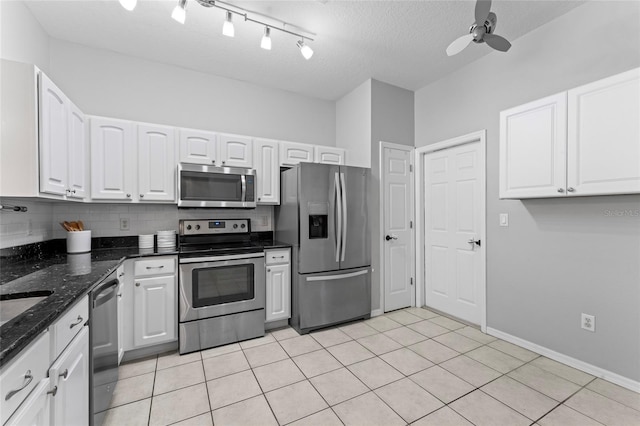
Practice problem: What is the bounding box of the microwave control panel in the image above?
[180,219,249,235]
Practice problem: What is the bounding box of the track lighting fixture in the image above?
[222,10,234,37]
[297,39,314,60]
[261,27,272,50]
[118,0,137,11]
[172,0,187,24]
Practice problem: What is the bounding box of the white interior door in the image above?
[424,141,483,325]
[383,144,414,312]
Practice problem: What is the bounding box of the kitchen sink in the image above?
[0,291,53,326]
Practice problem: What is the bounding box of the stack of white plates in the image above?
[139,234,154,249]
[157,230,176,249]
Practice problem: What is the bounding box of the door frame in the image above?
[414,130,487,332]
[378,141,416,315]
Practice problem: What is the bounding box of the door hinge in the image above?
[409,164,413,172]
[410,278,414,286]
[410,221,413,229]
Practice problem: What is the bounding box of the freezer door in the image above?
[298,163,341,274]
[340,166,371,270]
[298,267,371,331]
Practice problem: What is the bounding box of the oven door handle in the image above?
[179,252,265,264]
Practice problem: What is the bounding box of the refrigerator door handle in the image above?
[334,172,342,263]
[306,269,368,282]
[340,172,347,262]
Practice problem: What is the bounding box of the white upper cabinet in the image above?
[253,139,280,205]
[500,68,640,199]
[179,129,219,165]
[138,124,176,202]
[219,134,253,168]
[567,68,640,196]
[90,117,136,200]
[280,141,314,166]
[67,103,88,199]
[499,93,568,199]
[314,146,345,165]
[39,73,70,196]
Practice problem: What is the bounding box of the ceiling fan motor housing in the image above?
[470,12,497,43]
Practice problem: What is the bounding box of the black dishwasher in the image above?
[90,270,119,426]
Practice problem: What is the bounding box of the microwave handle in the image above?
[241,175,247,202]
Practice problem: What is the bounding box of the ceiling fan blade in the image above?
[446,34,474,56]
[484,33,511,52]
[475,0,492,25]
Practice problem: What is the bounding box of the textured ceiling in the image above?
[25,0,585,100]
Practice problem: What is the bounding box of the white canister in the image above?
[67,230,92,253]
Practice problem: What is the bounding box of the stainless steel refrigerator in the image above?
[275,163,371,334]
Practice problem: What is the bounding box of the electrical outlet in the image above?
[261,216,268,226]
[581,313,595,332]
[499,213,509,227]
[120,218,130,231]
[27,219,33,236]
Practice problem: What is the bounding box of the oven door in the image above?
[178,163,256,208]
[179,253,265,322]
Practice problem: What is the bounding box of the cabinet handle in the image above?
[267,268,271,272]
[72,189,76,194]
[69,315,83,329]
[140,194,144,198]
[5,370,33,401]
[212,160,216,164]
[557,188,565,193]
[222,160,226,164]
[126,194,131,198]
[567,187,575,193]
[135,282,140,287]
[273,256,285,259]
[146,265,164,269]
[118,272,125,277]
[59,369,68,379]
[258,197,261,201]
[47,386,58,397]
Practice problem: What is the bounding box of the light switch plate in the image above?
[499,213,509,227]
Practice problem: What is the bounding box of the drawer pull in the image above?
[272,256,285,259]
[146,265,165,269]
[59,369,68,379]
[69,315,83,329]
[5,370,33,401]
[47,386,58,397]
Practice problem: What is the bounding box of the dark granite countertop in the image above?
[0,246,178,368]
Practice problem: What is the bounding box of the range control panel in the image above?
[180,219,250,236]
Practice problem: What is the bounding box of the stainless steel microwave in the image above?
[178,163,256,208]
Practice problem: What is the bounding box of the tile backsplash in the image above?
[1,199,273,249]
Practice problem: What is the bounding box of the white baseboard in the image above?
[370,309,383,317]
[486,327,640,393]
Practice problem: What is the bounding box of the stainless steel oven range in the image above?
[178,219,265,354]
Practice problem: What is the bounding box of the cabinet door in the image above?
[179,129,219,165]
[50,326,89,426]
[67,102,88,199]
[91,117,136,200]
[314,146,345,165]
[133,275,176,347]
[220,134,253,168]
[266,263,291,322]
[567,68,640,196]
[138,124,176,202]
[254,139,280,205]
[280,142,314,166]
[4,379,51,426]
[39,73,69,196]
[499,92,568,199]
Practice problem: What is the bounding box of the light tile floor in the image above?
[104,308,640,426]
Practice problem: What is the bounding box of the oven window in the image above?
[181,171,242,202]
[192,264,254,307]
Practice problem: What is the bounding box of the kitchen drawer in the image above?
[0,331,50,425]
[134,257,176,277]
[52,295,88,359]
[265,249,290,265]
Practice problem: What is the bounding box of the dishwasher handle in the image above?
[93,279,118,309]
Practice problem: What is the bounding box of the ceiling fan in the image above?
[446,0,512,56]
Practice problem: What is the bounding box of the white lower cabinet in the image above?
[265,248,291,323]
[49,326,89,426]
[5,379,52,426]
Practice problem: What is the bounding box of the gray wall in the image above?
[0,1,50,72]
[336,80,372,168]
[415,1,640,381]
[370,79,415,312]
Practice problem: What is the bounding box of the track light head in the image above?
[261,27,272,50]
[296,39,314,60]
[118,0,137,11]
[172,0,187,24]
[222,11,234,37]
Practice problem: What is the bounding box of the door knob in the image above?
[385,235,397,241]
[468,239,481,247]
